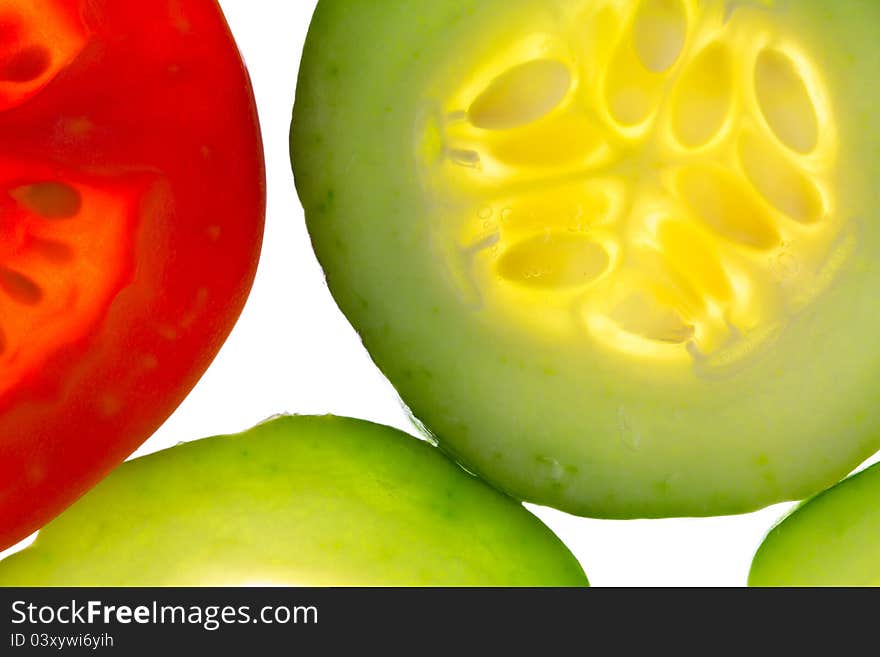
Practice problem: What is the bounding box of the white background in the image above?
[3,0,877,586]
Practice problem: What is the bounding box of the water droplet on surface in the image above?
[448,149,481,168]
[773,248,800,280]
[617,405,642,451]
[537,456,565,484]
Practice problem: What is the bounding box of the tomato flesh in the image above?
[0,0,264,549]
[1,165,139,394]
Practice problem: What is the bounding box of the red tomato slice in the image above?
[0,0,265,549]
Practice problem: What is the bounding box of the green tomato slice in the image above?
[750,463,880,586]
[0,415,587,587]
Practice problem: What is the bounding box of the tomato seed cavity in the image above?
[10,182,82,219]
[0,45,51,82]
[0,267,43,305]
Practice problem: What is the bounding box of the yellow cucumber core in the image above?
[419,0,848,369]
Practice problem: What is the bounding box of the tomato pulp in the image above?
[0,0,265,549]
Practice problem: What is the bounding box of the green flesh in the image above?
[0,416,587,586]
[292,0,880,518]
[750,463,880,586]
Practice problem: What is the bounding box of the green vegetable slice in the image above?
[750,463,880,586]
[0,415,587,587]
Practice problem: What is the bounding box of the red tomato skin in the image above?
[0,1,265,549]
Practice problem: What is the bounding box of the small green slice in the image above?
[749,463,880,586]
[0,415,587,586]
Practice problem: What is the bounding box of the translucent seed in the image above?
[10,182,82,219]
[469,60,572,131]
